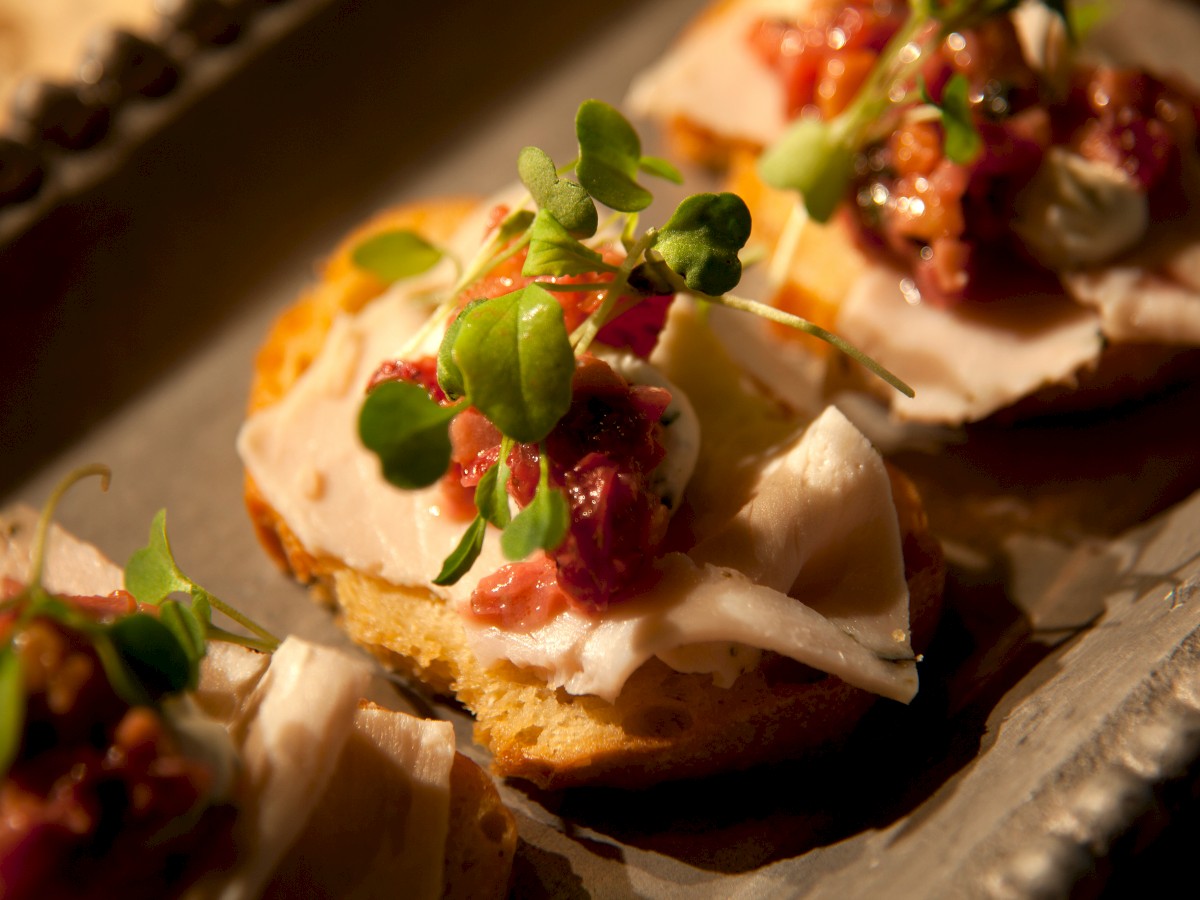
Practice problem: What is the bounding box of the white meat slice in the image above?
[837,267,1105,423]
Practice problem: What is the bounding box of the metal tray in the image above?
[3,0,1199,896]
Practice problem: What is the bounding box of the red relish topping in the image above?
[457,232,673,357]
[373,350,674,624]
[367,356,445,401]
[470,555,571,630]
[750,0,906,121]
[752,2,1200,304]
[364,216,682,622]
[1,610,229,899]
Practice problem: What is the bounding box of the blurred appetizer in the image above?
[629,0,1200,424]
[239,101,945,789]
[0,467,516,899]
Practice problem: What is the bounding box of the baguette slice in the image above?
[0,504,516,899]
[242,196,945,790]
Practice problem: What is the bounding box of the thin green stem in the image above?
[536,281,610,293]
[207,626,279,654]
[199,589,279,649]
[710,293,914,397]
[28,465,110,600]
[571,229,658,354]
[835,9,932,150]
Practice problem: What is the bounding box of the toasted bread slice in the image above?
[242,197,945,790]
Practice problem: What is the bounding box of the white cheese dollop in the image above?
[1014,148,1149,270]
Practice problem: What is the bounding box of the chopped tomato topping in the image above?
[366,231,680,618]
[1,616,230,899]
[470,554,571,629]
[749,1,905,120]
[753,4,1200,305]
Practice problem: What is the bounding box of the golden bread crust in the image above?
[247,198,481,415]
[244,198,946,790]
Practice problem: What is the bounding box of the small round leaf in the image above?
[359,381,458,489]
[575,99,653,212]
[655,192,752,296]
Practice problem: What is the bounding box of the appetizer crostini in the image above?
[239,101,945,789]
[629,0,1200,424]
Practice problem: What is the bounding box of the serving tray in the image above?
[3,0,1199,896]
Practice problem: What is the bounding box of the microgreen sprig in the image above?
[759,0,1077,221]
[0,466,279,778]
[355,99,912,586]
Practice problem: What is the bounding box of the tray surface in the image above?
[3,1,1200,896]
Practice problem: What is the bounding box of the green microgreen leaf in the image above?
[107,613,192,699]
[125,512,276,649]
[0,648,23,776]
[160,599,206,689]
[517,146,598,238]
[921,74,982,165]
[655,192,752,296]
[523,209,616,278]
[501,454,569,560]
[433,514,488,586]
[438,298,487,400]
[575,99,653,212]
[125,510,198,607]
[759,117,855,222]
[352,230,444,283]
[475,449,512,529]
[452,285,575,444]
[91,630,151,707]
[359,381,461,489]
[639,155,683,184]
